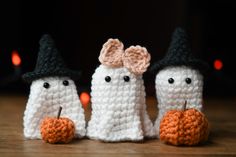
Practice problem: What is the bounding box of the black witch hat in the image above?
[22,34,81,82]
[150,27,208,74]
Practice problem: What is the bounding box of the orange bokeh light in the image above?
[214,59,223,70]
[11,50,21,66]
[80,92,90,107]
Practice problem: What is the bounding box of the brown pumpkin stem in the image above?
[182,101,187,111]
[57,106,62,119]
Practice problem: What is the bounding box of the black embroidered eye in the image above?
[43,82,50,89]
[185,78,192,84]
[105,76,111,82]
[63,80,69,86]
[123,76,130,82]
[168,78,174,84]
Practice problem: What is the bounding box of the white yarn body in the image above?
[23,76,86,139]
[87,65,155,142]
[154,66,203,137]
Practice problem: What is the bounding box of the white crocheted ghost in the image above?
[151,28,207,137]
[154,66,203,137]
[87,39,155,142]
[23,76,86,139]
[23,34,86,139]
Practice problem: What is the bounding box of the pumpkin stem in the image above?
[183,101,187,111]
[57,106,62,119]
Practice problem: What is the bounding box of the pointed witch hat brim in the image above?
[22,68,81,83]
[22,34,81,83]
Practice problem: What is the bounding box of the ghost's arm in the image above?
[72,104,86,138]
[24,89,46,139]
[62,92,86,138]
[141,101,156,137]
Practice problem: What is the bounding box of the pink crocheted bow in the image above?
[99,39,151,75]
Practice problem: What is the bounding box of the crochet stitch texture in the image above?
[150,28,208,74]
[154,66,203,137]
[151,28,207,137]
[87,39,155,142]
[41,117,75,144]
[160,108,209,145]
[22,34,81,82]
[23,34,85,139]
[24,77,86,139]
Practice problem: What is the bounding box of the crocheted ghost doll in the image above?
[87,39,155,142]
[22,34,86,139]
[150,28,208,137]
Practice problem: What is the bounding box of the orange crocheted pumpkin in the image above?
[40,106,75,144]
[160,102,209,146]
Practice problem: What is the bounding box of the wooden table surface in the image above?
[0,95,236,157]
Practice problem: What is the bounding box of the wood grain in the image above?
[0,95,236,157]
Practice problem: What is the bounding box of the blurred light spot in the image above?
[80,92,90,107]
[214,59,223,70]
[11,50,21,66]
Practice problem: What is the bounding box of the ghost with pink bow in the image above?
[87,39,155,142]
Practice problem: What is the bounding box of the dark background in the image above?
[0,0,235,97]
